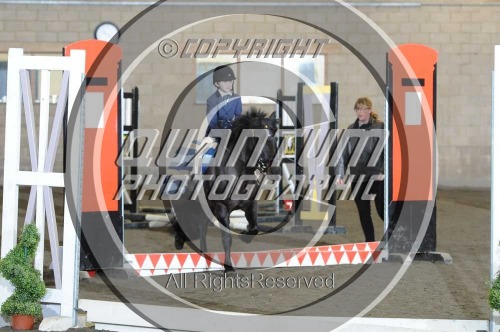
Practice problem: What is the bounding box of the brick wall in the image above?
[0,1,498,188]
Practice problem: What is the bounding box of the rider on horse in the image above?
[206,65,242,134]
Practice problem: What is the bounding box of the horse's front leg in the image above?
[199,219,208,253]
[214,203,234,272]
[173,220,186,250]
[241,203,258,243]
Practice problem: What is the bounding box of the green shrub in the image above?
[0,224,46,318]
[490,275,500,311]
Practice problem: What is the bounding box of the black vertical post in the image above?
[386,53,393,245]
[324,82,346,235]
[277,89,285,203]
[294,82,305,229]
[123,87,139,213]
[328,82,338,228]
[275,88,301,228]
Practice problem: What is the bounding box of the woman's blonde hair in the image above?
[354,97,379,120]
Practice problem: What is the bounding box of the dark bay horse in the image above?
[173,109,279,272]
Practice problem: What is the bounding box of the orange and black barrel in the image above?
[64,40,123,270]
[387,44,438,253]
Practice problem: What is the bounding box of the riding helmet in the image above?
[213,65,236,83]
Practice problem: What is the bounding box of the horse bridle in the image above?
[223,146,269,175]
[255,157,269,175]
[219,127,274,177]
[253,127,275,175]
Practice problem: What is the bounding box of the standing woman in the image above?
[338,97,385,242]
[206,65,242,135]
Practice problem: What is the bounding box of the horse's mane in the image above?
[232,108,268,132]
[230,107,270,142]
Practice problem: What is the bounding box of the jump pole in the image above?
[275,82,346,234]
[126,241,383,277]
[121,87,172,229]
[299,83,346,235]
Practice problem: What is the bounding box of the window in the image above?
[0,53,63,104]
[0,54,7,102]
[195,55,325,105]
[283,56,325,95]
[238,56,281,105]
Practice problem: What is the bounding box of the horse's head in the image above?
[231,108,278,174]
